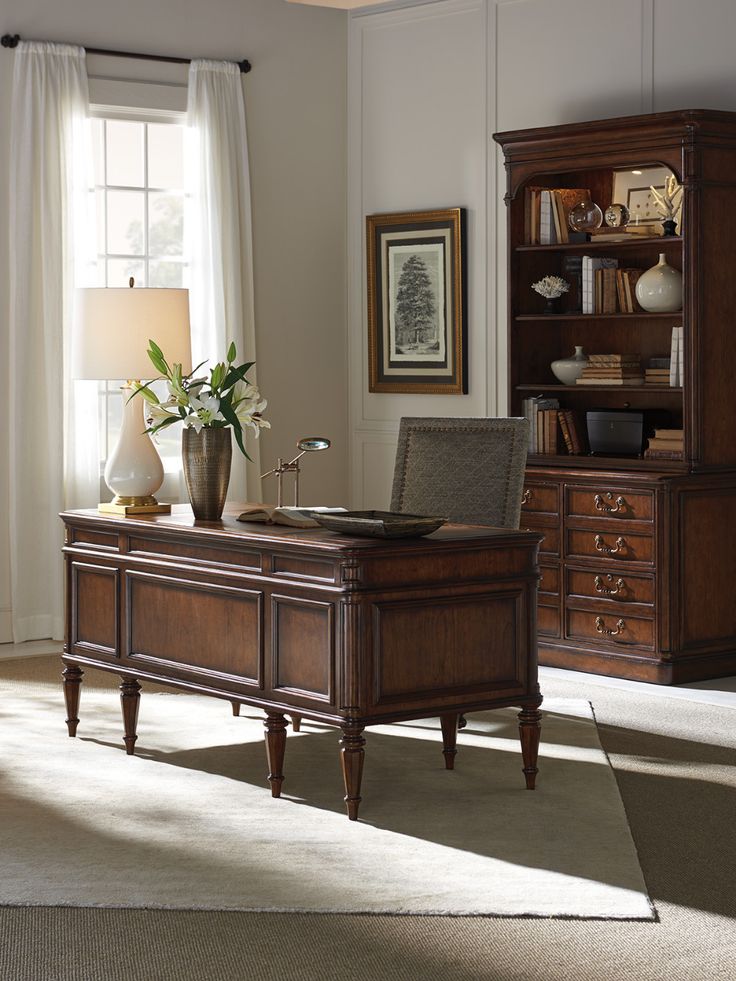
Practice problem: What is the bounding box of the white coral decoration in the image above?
[532,275,570,299]
[650,176,682,220]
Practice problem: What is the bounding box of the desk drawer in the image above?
[566,608,654,650]
[567,568,655,607]
[538,603,560,638]
[566,528,654,565]
[566,486,654,523]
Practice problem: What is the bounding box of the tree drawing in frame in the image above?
[389,244,446,362]
[366,208,466,394]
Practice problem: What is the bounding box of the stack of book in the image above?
[557,409,586,455]
[576,354,644,386]
[521,396,559,454]
[524,187,591,244]
[669,326,684,386]
[644,357,671,386]
[644,428,684,461]
[581,257,644,314]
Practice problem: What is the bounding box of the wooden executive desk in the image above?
[61,506,543,820]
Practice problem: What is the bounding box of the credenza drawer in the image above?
[538,604,560,638]
[566,568,655,607]
[522,482,559,516]
[566,528,654,565]
[566,486,654,523]
[523,521,560,556]
[539,564,560,595]
[566,608,655,650]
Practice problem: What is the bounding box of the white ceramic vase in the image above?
[551,346,588,385]
[635,253,683,312]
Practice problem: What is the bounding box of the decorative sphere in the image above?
[604,203,630,227]
[568,201,603,233]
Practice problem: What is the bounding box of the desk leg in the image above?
[440,713,458,770]
[518,704,542,790]
[339,723,365,821]
[290,714,302,733]
[120,678,141,756]
[264,712,289,798]
[231,701,241,717]
[63,664,83,737]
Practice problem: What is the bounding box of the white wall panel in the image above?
[652,0,736,111]
[350,0,489,442]
[359,435,400,509]
[496,0,645,131]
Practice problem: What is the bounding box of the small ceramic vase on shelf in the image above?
[551,346,588,385]
[661,219,678,237]
[635,253,683,312]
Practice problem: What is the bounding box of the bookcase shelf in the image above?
[515,312,682,322]
[516,236,683,254]
[494,108,736,684]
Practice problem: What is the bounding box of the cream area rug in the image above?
[0,658,653,918]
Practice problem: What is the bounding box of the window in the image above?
[91,114,187,494]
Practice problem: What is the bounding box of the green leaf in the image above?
[133,384,161,405]
[219,400,251,461]
[148,416,181,435]
[222,362,255,392]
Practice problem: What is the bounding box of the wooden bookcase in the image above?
[494,109,736,683]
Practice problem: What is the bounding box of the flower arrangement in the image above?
[133,340,269,459]
[650,176,682,220]
[531,275,570,299]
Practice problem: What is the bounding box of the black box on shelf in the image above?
[586,410,644,455]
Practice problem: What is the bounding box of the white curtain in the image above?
[9,42,98,642]
[186,60,261,502]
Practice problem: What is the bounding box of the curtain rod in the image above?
[1,33,251,74]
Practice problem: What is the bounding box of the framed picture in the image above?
[366,208,466,394]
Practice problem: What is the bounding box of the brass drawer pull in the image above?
[522,489,532,506]
[594,492,626,513]
[595,616,626,637]
[594,534,626,555]
[594,575,626,596]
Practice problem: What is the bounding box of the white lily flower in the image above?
[148,403,180,426]
[187,416,205,433]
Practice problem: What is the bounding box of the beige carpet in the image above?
[0,659,652,918]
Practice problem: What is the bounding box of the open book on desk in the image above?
[236,505,347,529]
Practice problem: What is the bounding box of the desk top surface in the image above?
[62,504,542,554]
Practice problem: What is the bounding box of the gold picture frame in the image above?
[366,208,467,394]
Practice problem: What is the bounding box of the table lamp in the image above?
[72,283,192,515]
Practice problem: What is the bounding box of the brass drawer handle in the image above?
[594,534,626,555]
[595,616,626,637]
[522,489,532,506]
[594,492,626,513]
[594,575,626,596]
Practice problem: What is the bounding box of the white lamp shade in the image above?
[72,287,192,380]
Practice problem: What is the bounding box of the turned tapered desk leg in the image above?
[440,713,458,770]
[63,664,84,737]
[518,705,542,789]
[290,713,302,733]
[340,723,365,821]
[120,678,141,756]
[231,701,241,717]
[264,712,289,797]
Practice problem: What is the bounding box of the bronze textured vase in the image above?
[182,427,232,521]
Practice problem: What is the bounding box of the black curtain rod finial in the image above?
[1,32,251,72]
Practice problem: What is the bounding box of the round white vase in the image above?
[635,253,683,312]
[551,346,588,385]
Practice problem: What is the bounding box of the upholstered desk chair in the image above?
[391,415,530,733]
[390,416,529,528]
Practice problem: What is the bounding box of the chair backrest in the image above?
[390,417,530,529]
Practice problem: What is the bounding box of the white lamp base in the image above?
[100,383,170,515]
